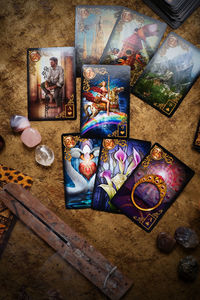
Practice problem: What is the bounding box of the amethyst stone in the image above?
[10,115,30,132]
[157,232,176,253]
[174,227,199,249]
[178,256,199,282]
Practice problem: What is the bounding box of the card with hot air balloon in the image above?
[80,65,130,138]
[62,134,102,209]
[100,8,166,87]
[92,138,151,212]
[111,143,194,232]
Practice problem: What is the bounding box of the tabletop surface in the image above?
[0,0,199,299]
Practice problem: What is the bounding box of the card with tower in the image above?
[80,65,130,138]
[100,8,166,87]
[75,5,123,76]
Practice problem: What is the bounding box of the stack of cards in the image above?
[143,0,200,29]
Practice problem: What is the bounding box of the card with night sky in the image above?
[80,65,130,138]
[92,138,151,212]
[111,143,195,232]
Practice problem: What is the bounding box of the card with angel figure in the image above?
[80,65,130,138]
[75,5,123,76]
[92,138,151,212]
[111,143,194,232]
[62,134,101,208]
[133,33,200,117]
[28,47,76,120]
[100,8,166,87]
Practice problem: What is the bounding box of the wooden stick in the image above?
[0,183,133,299]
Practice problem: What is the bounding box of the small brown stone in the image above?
[157,232,176,253]
[0,135,5,151]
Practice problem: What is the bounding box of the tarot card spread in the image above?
[80,65,130,138]
[100,8,166,86]
[111,144,194,232]
[92,139,151,212]
[133,33,200,117]
[28,47,76,121]
[62,134,101,208]
[75,5,123,76]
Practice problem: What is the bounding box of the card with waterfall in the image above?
[133,33,200,117]
[62,134,101,208]
[92,138,151,212]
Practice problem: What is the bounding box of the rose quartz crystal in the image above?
[21,128,41,148]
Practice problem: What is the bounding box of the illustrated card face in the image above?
[28,47,76,120]
[62,134,101,208]
[133,33,200,117]
[111,143,195,232]
[92,138,151,212]
[75,5,123,76]
[193,119,200,152]
[100,8,166,86]
[80,65,130,138]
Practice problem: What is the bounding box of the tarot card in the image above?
[100,8,166,86]
[111,143,195,232]
[80,65,130,138]
[28,47,76,121]
[75,5,123,76]
[193,119,200,152]
[133,33,200,117]
[62,134,101,208]
[92,138,151,212]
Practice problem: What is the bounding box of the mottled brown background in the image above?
[0,0,200,299]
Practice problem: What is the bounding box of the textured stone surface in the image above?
[178,256,199,282]
[35,145,54,166]
[175,227,199,249]
[10,115,30,132]
[21,128,42,148]
[157,232,176,253]
[0,1,200,300]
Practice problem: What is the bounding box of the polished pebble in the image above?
[157,232,176,253]
[35,145,54,166]
[178,256,199,282]
[21,128,41,148]
[0,135,5,151]
[174,227,199,249]
[10,115,30,132]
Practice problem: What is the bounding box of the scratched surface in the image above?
[0,0,200,299]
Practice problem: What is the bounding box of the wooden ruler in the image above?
[0,183,133,299]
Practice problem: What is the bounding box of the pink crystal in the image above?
[21,128,41,148]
